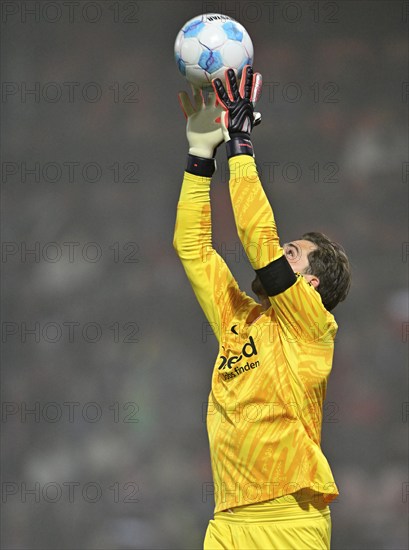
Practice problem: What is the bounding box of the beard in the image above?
[251,275,268,300]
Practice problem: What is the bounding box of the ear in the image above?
[304,274,320,289]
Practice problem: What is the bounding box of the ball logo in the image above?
[174,13,254,88]
[206,14,232,22]
[218,336,258,371]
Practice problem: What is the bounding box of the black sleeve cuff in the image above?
[255,255,297,296]
[186,154,216,177]
[226,134,254,159]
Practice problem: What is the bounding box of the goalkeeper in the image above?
[173,66,351,550]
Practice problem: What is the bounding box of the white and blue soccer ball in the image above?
[174,13,254,88]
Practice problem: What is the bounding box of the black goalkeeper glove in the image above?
[212,65,262,159]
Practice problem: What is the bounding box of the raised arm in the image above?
[212,67,336,341]
[173,87,257,343]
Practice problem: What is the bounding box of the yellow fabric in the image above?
[204,490,331,550]
[173,156,339,515]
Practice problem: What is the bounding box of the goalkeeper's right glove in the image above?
[178,86,224,177]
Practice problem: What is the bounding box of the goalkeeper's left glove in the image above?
[178,86,224,177]
[212,65,262,159]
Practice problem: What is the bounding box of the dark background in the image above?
[1,1,408,548]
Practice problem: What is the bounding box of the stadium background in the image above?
[1,0,408,548]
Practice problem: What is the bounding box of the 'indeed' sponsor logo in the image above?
[217,335,259,381]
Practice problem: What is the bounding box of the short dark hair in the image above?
[302,231,351,311]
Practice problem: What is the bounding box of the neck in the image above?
[260,296,271,312]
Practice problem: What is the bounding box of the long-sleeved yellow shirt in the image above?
[173,155,339,513]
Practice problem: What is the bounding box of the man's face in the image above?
[251,239,319,299]
[283,239,317,275]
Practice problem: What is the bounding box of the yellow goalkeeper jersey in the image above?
[174,155,339,513]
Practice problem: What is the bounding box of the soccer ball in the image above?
[174,13,254,89]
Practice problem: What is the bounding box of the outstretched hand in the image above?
[178,86,224,159]
[212,65,262,142]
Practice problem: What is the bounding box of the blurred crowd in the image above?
[2,1,407,549]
